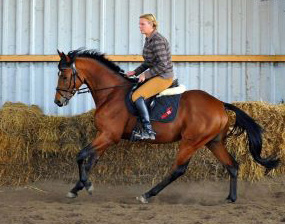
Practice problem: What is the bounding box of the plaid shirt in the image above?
[134,31,174,79]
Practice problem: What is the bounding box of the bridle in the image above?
[56,63,85,100]
[56,63,136,99]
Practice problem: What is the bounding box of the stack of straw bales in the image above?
[0,101,284,186]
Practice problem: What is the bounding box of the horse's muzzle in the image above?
[54,97,69,107]
[54,99,63,107]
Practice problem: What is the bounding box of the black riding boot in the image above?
[134,97,156,140]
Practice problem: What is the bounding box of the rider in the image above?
[126,13,174,140]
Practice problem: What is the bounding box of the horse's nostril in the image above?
[54,99,62,106]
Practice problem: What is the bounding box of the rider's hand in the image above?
[126,71,136,77]
[138,73,146,83]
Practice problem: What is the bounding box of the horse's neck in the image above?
[77,58,129,107]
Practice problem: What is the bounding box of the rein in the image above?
[56,63,136,96]
[77,83,134,94]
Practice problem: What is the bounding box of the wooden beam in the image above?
[0,55,60,62]
[0,55,285,62]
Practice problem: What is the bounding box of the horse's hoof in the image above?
[136,195,149,204]
[86,183,94,195]
[66,192,77,198]
[226,196,236,203]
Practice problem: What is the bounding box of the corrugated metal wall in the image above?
[0,0,285,115]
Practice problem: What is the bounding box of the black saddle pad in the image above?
[125,90,181,123]
[125,79,181,123]
[149,94,181,123]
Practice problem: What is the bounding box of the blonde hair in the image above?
[140,13,158,30]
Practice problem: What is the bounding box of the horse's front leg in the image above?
[67,132,114,198]
[66,143,96,198]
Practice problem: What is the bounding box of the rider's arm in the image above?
[134,62,149,76]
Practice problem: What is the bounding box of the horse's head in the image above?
[54,50,84,107]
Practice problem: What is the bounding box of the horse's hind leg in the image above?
[206,136,239,202]
[137,139,200,203]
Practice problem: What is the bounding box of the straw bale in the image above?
[73,109,96,144]
[0,102,42,141]
[37,116,64,143]
[60,143,82,156]
[0,132,33,185]
[58,117,81,144]
[0,103,42,185]
[37,142,61,155]
[37,116,83,155]
[0,134,27,161]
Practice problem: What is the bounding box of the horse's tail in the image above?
[224,102,280,169]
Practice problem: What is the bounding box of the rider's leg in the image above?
[134,96,156,139]
[132,76,173,140]
[132,76,173,101]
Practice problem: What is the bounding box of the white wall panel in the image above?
[0,0,285,115]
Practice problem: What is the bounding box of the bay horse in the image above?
[54,49,279,203]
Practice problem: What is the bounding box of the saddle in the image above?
[125,79,186,141]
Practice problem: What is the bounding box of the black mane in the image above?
[67,49,124,74]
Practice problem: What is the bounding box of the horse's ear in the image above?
[57,49,72,65]
[57,49,64,58]
[57,50,71,63]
